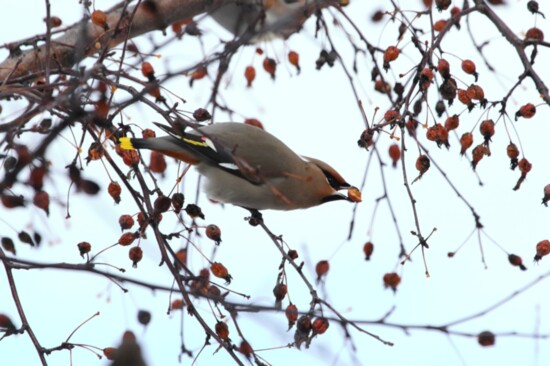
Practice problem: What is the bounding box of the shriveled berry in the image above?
[478,331,495,347]
[205,224,222,244]
[363,241,374,260]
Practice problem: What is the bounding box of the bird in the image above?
[119,122,360,216]
[207,0,309,41]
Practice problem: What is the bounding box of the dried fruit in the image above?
[525,27,544,42]
[118,232,137,246]
[285,304,299,329]
[437,58,450,79]
[515,103,536,120]
[185,204,204,219]
[211,262,232,284]
[383,46,400,69]
[171,193,185,213]
[119,214,135,231]
[77,241,91,258]
[534,240,550,262]
[108,181,122,204]
[388,144,401,167]
[1,237,16,255]
[193,108,211,122]
[315,260,329,281]
[288,51,300,72]
[91,10,108,28]
[363,241,374,260]
[205,224,222,244]
[433,19,447,32]
[32,191,50,215]
[444,115,459,131]
[461,59,478,81]
[471,144,490,170]
[273,283,288,302]
[129,246,143,267]
[141,62,155,80]
[479,119,495,143]
[312,317,329,335]
[215,321,229,341]
[238,340,253,358]
[426,123,449,148]
[506,143,519,169]
[244,66,256,87]
[153,195,171,213]
[262,57,277,79]
[415,155,430,175]
[383,272,401,292]
[508,254,527,270]
[478,331,495,347]
[347,187,362,202]
[460,133,474,155]
[137,310,151,325]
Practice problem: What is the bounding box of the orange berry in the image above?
[437,58,450,79]
[129,246,143,267]
[288,51,300,72]
[416,155,430,175]
[108,181,122,204]
[118,232,137,246]
[388,144,401,167]
[508,254,526,270]
[205,224,222,244]
[363,241,374,260]
[141,62,155,79]
[515,103,536,120]
[77,241,91,257]
[535,240,550,262]
[244,66,256,87]
[479,119,495,142]
[460,132,473,155]
[383,46,400,63]
[312,317,329,335]
[118,214,134,231]
[315,260,329,281]
[215,321,229,341]
[91,10,107,27]
[238,340,253,358]
[444,115,459,131]
[285,304,299,328]
[273,283,288,302]
[461,59,476,74]
[471,144,490,170]
[433,19,447,32]
[211,262,232,283]
[33,191,50,215]
[262,57,277,79]
[525,27,544,42]
[149,151,167,174]
[384,109,400,125]
[383,272,401,292]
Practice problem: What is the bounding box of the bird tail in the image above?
[118,136,201,164]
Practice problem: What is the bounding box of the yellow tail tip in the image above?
[119,137,134,150]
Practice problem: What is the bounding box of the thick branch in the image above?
[0,0,234,83]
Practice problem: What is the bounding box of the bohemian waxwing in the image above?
[119,122,361,211]
[208,0,309,40]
